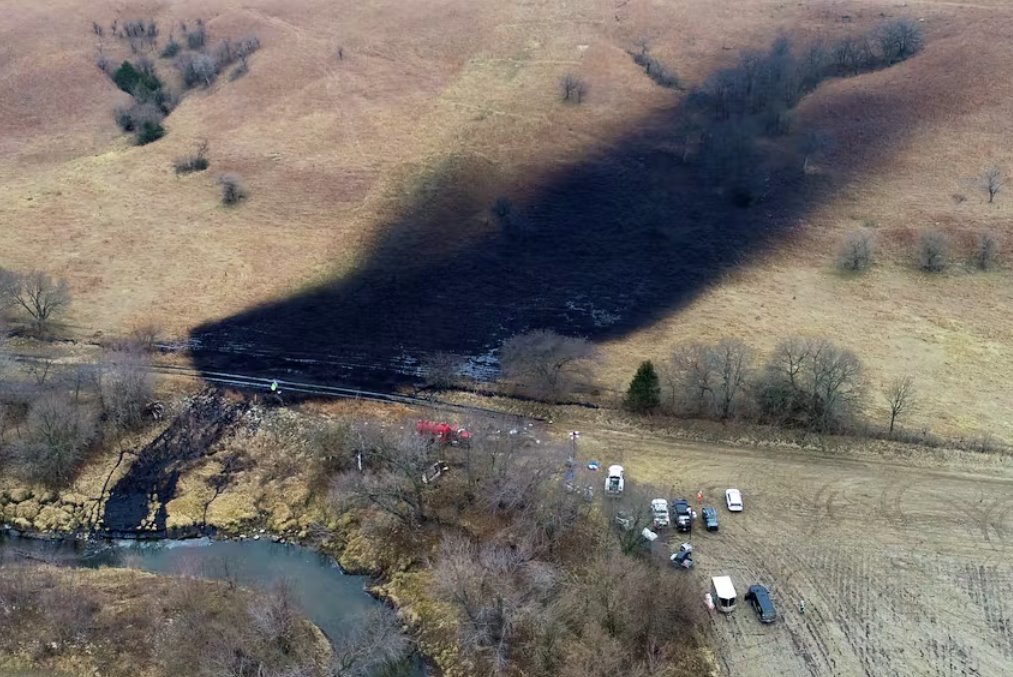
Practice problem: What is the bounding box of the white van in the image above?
[711,576,737,613]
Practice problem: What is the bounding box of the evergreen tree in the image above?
[625,360,661,413]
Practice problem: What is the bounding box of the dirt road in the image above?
[580,428,1013,677]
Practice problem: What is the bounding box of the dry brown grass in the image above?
[2,0,1012,440]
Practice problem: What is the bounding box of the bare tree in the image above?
[667,339,752,419]
[99,345,155,429]
[3,270,71,337]
[837,230,875,272]
[876,18,924,64]
[980,165,1004,204]
[758,336,863,431]
[973,231,1001,270]
[434,535,555,674]
[330,605,410,676]
[12,394,97,487]
[560,74,588,104]
[418,351,464,390]
[883,375,915,435]
[331,427,436,526]
[917,230,949,272]
[499,330,598,400]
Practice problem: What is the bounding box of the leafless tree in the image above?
[837,230,874,272]
[758,336,863,431]
[12,394,97,487]
[434,534,555,674]
[99,345,155,429]
[560,74,588,104]
[418,351,464,390]
[980,165,1004,204]
[973,231,1001,270]
[3,270,71,337]
[917,230,949,272]
[667,339,752,419]
[883,375,915,435]
[877,18,924,64]
[499,330,598,400]
[329,605,410,676]
[331,428,436,526]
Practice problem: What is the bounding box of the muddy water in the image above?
[0,534,424,675]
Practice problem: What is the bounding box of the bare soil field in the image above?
[575,425,1013,676]
[2,0,1012,440]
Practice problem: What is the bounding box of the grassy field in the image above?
[1,0,1012,440]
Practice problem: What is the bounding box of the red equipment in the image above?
[416,420,472,446]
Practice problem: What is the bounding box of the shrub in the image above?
[219,174,247,205]
[174,140,210,174]
[112,60,162,96]
[836,230,874,272]
[161,37,181,59]
[136,120,165,145]
[630,46,682,89]
[184,19,207,50]
[176,52,218,88]
[115,102,163,135]
[229,60,249,81]
[917,230,949,272]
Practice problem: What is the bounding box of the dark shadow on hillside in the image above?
[190,39,929,391]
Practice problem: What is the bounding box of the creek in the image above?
[0,533,424,675]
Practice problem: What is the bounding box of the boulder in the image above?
[9,488,31,504]
[15,499,41,522]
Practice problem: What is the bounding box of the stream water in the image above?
[0,533,424,675]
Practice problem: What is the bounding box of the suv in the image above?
[702,506,719,532]
[745,584,777,623]
[725,488,743,512]
[671,499,693,532]
[650,499,670,529]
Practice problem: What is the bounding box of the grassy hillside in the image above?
[1,0,1011,439]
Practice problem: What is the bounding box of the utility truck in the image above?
[605,465,625,496]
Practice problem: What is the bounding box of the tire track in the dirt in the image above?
[808,480,841,537]
[958,562,1013,660]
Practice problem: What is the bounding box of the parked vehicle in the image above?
[650,498,670,528]
[605,465,625,496]
[670,543,693,568]
[416,420,472,447]
[745,584,777,623]
[711,576,737,613]
[615,510,634,531]
[725,488,743,512]
[672,498,693,532]
[702,506,719,531]
[421,460,449,484]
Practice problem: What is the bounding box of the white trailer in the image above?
[605,465,625,496]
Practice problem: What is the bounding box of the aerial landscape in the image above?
[0,0,1011,675]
